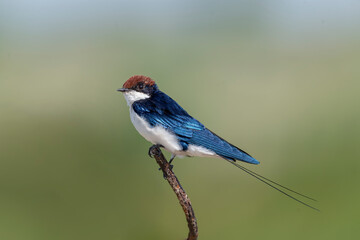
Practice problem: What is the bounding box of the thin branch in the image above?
[149,145,198,240]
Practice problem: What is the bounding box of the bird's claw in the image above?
[148,144,163,158]
[148,144,173,180]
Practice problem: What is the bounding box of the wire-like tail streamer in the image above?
[226,160,320,212]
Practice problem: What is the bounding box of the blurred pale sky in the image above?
[1,1,360,43]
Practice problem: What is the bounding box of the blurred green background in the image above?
[1,1,359,239]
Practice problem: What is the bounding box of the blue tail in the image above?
[189,129,260,165]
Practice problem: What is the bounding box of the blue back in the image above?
[132,90,259,165]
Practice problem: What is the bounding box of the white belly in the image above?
[177,144,218,158]
[129,107,182,153]
[129,107,218,158]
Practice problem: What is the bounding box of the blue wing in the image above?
[132,91,259,165]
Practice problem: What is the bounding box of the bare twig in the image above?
[149,145,198,240]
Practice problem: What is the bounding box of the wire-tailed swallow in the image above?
[118,75,259,165]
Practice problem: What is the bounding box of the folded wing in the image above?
[132,91,259,164]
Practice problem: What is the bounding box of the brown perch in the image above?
[149,145,198,240]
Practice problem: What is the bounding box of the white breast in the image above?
[129,107,218,158]
[129,107,182,153]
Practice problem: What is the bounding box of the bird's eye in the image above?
[137,83,144,90]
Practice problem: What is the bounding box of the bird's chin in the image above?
[122,90,150,106]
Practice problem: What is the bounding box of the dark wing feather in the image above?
[188,129,259,164]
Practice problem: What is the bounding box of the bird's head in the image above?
[118,75,158,106]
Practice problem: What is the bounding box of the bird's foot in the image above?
[148,144,163,158]
[169,154,176,165]
[148,145,174,180]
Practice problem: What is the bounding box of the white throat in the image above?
[122,90,150,106]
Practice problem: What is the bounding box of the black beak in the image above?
[117,88,128,92]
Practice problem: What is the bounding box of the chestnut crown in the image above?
[119,75,158,95]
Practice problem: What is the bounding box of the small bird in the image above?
[118,75,318,211]
[118,75,259,165]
